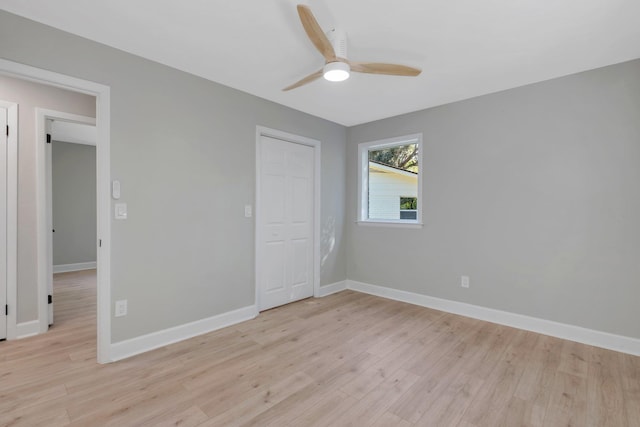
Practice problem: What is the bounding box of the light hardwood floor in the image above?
[1,269,639,426]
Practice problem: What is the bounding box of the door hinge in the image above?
[5,304,7,316]
[99,239,102,247]
[48,295,52,304]
[46,133,52,143]
[5,125,8,136]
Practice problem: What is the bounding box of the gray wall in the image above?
[347,59,640,339]
[0,11,347,342]
[3,9,636,344]
[52,141,97,266]
[0,74,95,323]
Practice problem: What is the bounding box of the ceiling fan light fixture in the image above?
[282,5,421,91]
[323,61,350,82]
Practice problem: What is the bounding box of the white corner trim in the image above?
[346,280,640,356]
[16,320,41,339]
[317,281,347,297]
[53,262,97,274]
[109,305,258,362]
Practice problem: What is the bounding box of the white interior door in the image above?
[0,108,8,339]
[258,135,314,311]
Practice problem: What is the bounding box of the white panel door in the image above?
[0,108,7,339]
[258,135,314,311]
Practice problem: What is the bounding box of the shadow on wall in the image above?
[321,215,336,267]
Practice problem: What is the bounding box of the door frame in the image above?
[0,100,17,340]
[36,109,96,328]
[255,126,321,310]
[0,58,112,364]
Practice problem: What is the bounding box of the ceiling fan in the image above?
[283,5,422,91]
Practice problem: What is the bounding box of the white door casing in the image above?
[0,100,17,341]
[0,57,111,363]
[256,128,321,311]
[0,107,7,339]
[45,118,53,326]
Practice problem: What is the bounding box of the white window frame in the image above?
[357,133,423,228]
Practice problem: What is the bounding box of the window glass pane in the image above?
[400,197,417,210]
[400,211,417,220]
[368,144,418,172]
[367,143,419,220]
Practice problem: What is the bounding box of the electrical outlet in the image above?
[115,300,127,317]
[461,275,470,288]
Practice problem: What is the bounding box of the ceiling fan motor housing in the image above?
[327,28,348,60]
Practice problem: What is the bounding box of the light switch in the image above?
[115,203,127,220]
[112,180,121,199]
[244,204,252,218]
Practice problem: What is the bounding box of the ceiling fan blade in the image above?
[297,5,336,62]
[349,61,422,77]
[282,69,324,91]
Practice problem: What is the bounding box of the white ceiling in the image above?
[2,0,639,126]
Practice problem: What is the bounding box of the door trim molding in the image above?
[0,58,112,364]
[0,100,17,340]
[15,320,40,339]
[255,126,321,311]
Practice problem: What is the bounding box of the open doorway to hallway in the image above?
[0,73,96,338]
[0,58,111,363]
[47,119,97,328]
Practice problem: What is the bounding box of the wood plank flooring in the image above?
[1,269,639,426]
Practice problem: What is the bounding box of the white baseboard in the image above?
[109,305,258,362]
[347,280,640,356]
[53,262,97,273]
[317,280,347,297]
[16,320,40,339]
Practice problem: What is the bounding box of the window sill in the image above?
[356,220,424,229]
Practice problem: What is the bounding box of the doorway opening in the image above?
[0,59,112,363]
[43,115,97,328]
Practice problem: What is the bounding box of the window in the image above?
[400,197,417,220]
[358,133,423,226]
